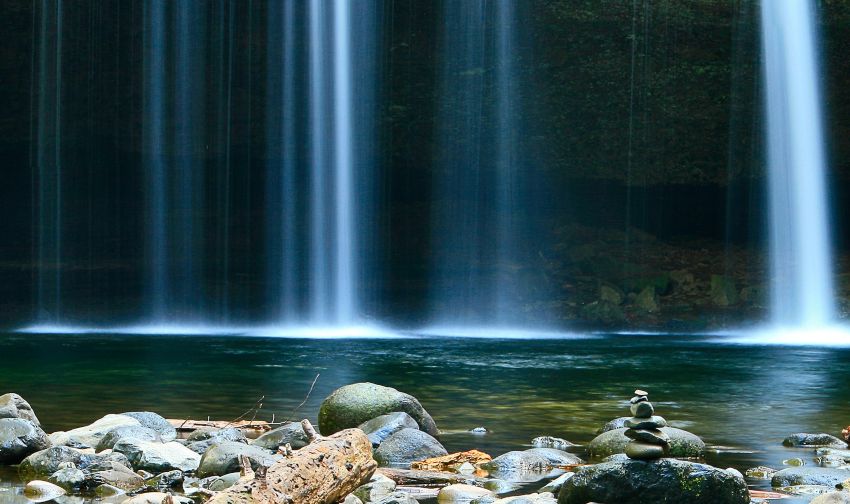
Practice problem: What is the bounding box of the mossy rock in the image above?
[587,427,705,458]
[558,458,749,504]
[318,383,438,436]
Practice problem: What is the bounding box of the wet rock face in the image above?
[558,458,750,504]
[783,433,848,449]
[0,418,51,464]
[318,382,439,437]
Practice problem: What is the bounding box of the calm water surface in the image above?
[1,332,849,502]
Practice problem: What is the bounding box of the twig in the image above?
[224,396,265,429]
[284,373,320,423]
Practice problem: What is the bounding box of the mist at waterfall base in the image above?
[5,1,850,344]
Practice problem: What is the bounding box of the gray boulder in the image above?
[596,417,629,434]
[96,426,161,451]
[771,467,850,487]
[438,484,495,503]
[49,414,140,448]
[318,383,438,436]
[89,463,146,492]
[558,458,749,504]
[19,446,131,479]
[121,412,177,442]
[0,417,51,464]
[358,412,419,447]
[251,423,307,451]
[587,427,704,458]
[525,448,582,466]
[784,433,847,449]
[48,467,87,491]
[374,428,447,467]
[196,441,281,477]
[112,439,201,472]
[481,451,553,483]
[187,428,247,454]
[0,393,41,426]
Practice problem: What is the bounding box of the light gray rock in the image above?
[23,480,66,503]
[19,446,124,478]
[437,483,495,503]
[358,412,420,447]
[353,473,397,502]
[771,467,850,487]
[50,414,141,448]
[113,439,200,472]
[196,441,281,477]
[120,412,177,442]
[374,428,447,467]
[373,492,418,504]
[784,433,848,449]
[318,383,439,436]
[531,437,576,451]
[187,428,247,454]
[0,417,51,464]
[524,448,582,466]
[48,467,87,491]
[96,426,161,451]
[251,423,307,451]
[0,393,41,426]
[481,451,553,484]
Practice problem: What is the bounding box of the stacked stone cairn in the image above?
[624,389,671,460]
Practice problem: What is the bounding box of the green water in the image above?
[1,332,849,502]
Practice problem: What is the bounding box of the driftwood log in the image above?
[205,420,376,504]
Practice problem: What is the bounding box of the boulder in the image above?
[318,383,438,436]
[250,423,307,451]
[47,467,87,491]
[187,428,247,454]
[558,458,749,504]
[196,441,281,477]
[784,433,848,449]
[23,480,66,503]
[358,412,420,447]
[0,417,51,464]
[771,467,850,487]
[524,448,582,466]
[437,483,495,503]
[483,451,549,473]
[0,393,41,426]
[96,426,161,451]
[596,417,629,434]
[113,439,201,472]
[120,412,177,442]
[89,463,146,492]
[19,446,130,478]
[374,428,447,467]
[373,492,418,504]
[587,427,704,458]
[50,414,141,448]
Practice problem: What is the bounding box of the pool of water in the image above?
[1,331,849,502]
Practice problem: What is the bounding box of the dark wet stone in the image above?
[187,428,247,454]
[783,433,847,449]
[771,467,850,487]
[251,423,307,451]
[373,428,447,467]
[624,416,667,429]
[624,441,665,460]
[624,428,669,445]
[629,401,654,418]
[0,418,50,464]
[357,412,419,448]
[558,458,749,504]
[318,382,439,437]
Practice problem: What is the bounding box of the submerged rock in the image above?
[120,412,177,442]
[196,441,281,477]
[251,422,307,451]
[558,458,749,504]
[0,417,51,464]
[358,412,420,448]
[588,427,704,458]
[50,414,140,448]
[0,393,42,426]
[374,428,447,467]
[318,382,439,436]
[771,467,850,487]
[784,433,848,449]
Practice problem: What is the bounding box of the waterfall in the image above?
[761,0,834,328]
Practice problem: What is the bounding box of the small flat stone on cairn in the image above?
[623,390,669,461]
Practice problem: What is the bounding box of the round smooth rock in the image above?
[624,428,669,445]
[357,412,419,448]
[771,467,850,487]
[251,422,307,450]
[0,393,41,426]
[625,441,665,460]
[629,401,654,418]
[588,427,704,458]
[318,382,439,436]
[0,417,51,464]
[634,389,648,396]
[23,480,66,503]
[120,412,177,442]
[437,483,494,503]
[783,433,848,449]
[374,428,447,467]
[624,416,667,429]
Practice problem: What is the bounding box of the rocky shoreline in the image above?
[2,386,850,503]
